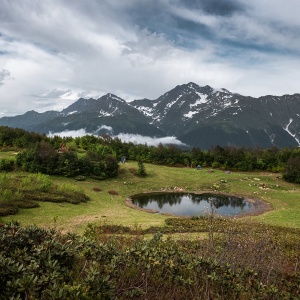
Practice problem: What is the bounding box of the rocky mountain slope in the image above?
[1,83,300,149]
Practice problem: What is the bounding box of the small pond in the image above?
[131,193,256,217]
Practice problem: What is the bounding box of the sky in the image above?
[1,0,300,117]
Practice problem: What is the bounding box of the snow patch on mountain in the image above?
[184,111,198,118]
[96,125,113,133]
[150,115,161,123]
[232,108,243,115]
[99,107,118,117]
[265,129,275,144]
[190,94,208,107]
[213,88,230,94]
[137,106,154,117]
[178,100,185,108]
[166,98,178,109]
[67,111,77,115]
[99,110,113,117]
[283,118,300,146]
[108,94,124,102]
[111,107,118,115]
[222,102,231,109]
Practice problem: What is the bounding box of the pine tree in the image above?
[137,161,146,177]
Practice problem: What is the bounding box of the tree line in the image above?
[15,140,119,178]
[0,126,299,182]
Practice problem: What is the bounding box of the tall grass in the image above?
[21,173,53,192]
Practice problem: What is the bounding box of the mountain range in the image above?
[1,82,300,149]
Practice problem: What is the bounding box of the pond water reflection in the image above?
[131,193,254,216]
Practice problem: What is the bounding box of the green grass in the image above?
[0,150,18,159]
[2,161,300,233]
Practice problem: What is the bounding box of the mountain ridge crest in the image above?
[1,82,300,149]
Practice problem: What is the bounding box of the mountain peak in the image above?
[102,93,125,103]
[187,82,213,91]
[212,87,231,94]
[175,82,215,95]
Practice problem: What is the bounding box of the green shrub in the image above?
[283,156,300,183]
[0,204,18,216]
[211,161,220,168]
[0,189,14,201]
[20,173,53,192]
[0,158,14,171]
[0,173,10,189]
[15,200,39,209]
[137,161,147,176]
[0,222,299,299]
[21,190,89,205]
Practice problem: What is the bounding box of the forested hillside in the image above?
[0,126,300,183]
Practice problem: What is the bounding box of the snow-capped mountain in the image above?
[1,83,300,149]
[131,82,242,136]
[131,82,300,148]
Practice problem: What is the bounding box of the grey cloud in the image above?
[0,69,11,85]
[77,91,89,98]
[0,0,300,117]
[107,0,298,56]
[175,0,245,16]
[1,0,296,58]
[37,88,72,99]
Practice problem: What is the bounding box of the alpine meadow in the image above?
[0,127,300,299]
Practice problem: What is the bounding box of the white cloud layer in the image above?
[115,133,185,146]
[47,129,185,146]
[1,0,300,116]
[48,129,89,138]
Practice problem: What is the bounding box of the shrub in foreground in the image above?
[1,222,299,299]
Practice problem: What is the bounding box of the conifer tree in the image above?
[137,161,146,176]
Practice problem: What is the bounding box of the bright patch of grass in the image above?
[0,150,18,160]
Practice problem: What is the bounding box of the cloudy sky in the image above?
[1,0,300,117]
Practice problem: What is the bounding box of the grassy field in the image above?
[2,151,300,299]
[2,161,300,233]
[0,150,19,159]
